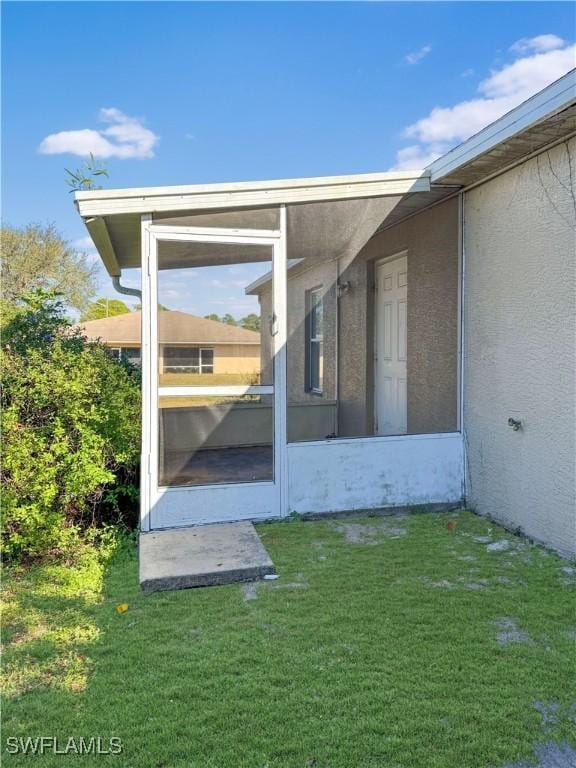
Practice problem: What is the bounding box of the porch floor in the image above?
[160,445,273,486]
[139,521,275,592]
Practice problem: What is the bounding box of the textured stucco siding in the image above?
[339,196,459,435]
[258,197,459,436]
[463,138,576,557]
[259,260,338,399]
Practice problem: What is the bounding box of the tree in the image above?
[240,313,260,332]
[1,292,140,560]
[222,313,237,326]
[81,298,132,321]
[1,223,97,312]
[204,313,221,322]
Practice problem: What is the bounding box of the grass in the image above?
[2,510,575,767]
[159,372,261,407]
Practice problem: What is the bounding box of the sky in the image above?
[2,1,575,317]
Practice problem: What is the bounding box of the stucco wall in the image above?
[463,138,576,557]
[259,259,338,399]
[258,197,459,437]
[339,196,459,436]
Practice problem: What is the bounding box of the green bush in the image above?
[1,292,141,561]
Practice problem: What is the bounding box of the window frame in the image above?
[305,286,324,395]
[162,345,215,374]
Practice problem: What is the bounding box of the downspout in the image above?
[112,275,142,300]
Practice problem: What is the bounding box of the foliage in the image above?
[1,292,141,561]
[64,153,109,193]
[80,297,132,322]
[203,312,261,331]
[239,312,260,332]
[2,512,575,767]
[1,223,97,312]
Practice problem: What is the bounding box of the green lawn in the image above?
[2,511,575,767]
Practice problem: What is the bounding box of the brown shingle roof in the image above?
[76,311,260,345]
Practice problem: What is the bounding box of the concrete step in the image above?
[139,522,275,593]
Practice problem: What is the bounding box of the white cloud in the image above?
[510,34,565,55]
[392,38,576,169]
[405,44,432,65]
[39,108,159,159]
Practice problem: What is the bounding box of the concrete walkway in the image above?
[139,522,275,593]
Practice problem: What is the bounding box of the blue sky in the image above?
[2,1,575,315]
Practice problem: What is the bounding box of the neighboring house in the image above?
[77,310,261,379]
[74,71,576,561]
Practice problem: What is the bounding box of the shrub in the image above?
[1,292,141,561]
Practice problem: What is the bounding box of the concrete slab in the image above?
[139,522,275,593]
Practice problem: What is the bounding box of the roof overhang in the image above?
[75,70,575,278]
[75,170,430,277]
[75,170,430,218]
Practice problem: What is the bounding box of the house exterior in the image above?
[77,310,261,381]
[74,71,575,560]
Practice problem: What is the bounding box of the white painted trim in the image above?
[148,224,160,523]
[139,214,153,532]
[75,170,430,216]
[429,69,576,181]
[158,385,273,397]
[460,192,469,502]
[150,231,279,247]
[158,480,274,493]
[149,225,281,240]
[276,205,289,518]
[289,431,461,449]
[143,225,287,528]
[84,217,121,277]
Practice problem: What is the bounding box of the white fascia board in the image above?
[429,69,576,182]
[74,171,430,218]
[84,216,121,276]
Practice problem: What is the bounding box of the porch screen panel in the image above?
[282,253,338,443]
[157,241,274,487]
[159,394,274,487]
[284,199,460,441]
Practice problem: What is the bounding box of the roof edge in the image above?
[428,69,576,183]
[74,171,430,218]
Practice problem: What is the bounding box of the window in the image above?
[163,346,214,374]
[121,348,141,367]
[109,347,141,366]
[305,288,324,393]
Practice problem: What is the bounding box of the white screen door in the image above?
[374,252,408,436]
[141,222,286,530]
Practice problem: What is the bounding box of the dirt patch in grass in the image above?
[501,741,576,768]
[494,617,535,645]
[335,519,408,544]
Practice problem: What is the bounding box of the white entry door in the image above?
[374,253,408,436]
